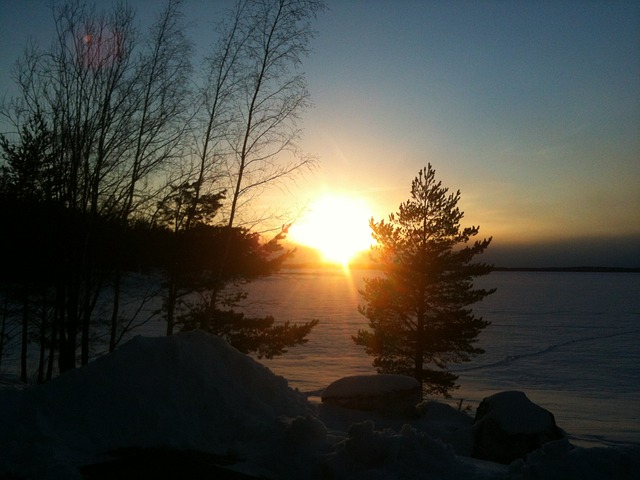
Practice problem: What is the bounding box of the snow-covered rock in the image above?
[473,390,565,464]
[321,374,421,413]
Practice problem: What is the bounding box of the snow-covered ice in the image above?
[1,331,638,479]
[251,270,640,447]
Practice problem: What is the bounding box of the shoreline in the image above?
[282,262,640,273]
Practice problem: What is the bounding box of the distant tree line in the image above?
[0,0,324,382]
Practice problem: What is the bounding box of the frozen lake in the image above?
[245,269,640,447]
[3,269,638,449]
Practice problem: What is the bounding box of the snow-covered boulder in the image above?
[321,374,421,414]
[472,390,565,464]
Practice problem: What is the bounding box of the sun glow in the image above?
[289,194,374,265]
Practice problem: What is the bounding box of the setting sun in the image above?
[288,194,374,265]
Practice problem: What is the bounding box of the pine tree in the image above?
[354,164,495,398]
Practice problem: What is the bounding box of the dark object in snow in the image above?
[472,391,566,464]
[321,374,421,414]
[80,448,261,479]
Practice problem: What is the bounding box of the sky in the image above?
[1,0,639,267]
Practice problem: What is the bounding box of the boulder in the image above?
[321,374,421,414]
[473,391,566,464]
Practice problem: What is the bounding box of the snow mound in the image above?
[0,331,309,478]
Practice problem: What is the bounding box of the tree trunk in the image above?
[165,273,177,336]
[20,286,29,383]
[0,294,8,373]
[109,269,122,352]
[37,288,48,384]
[59,278,79,372]
[80,284,91,365]
[47,289,62,381]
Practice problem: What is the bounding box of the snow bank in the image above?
[0,331,309,478]
[1,331,639,480]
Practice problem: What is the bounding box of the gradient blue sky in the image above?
[1,1,639,266]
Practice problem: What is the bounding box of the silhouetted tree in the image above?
[0,112,59,382]
[157,0,324,347]
[0,0,324,377]
[155,183,226,336]
[176,224,318,357]
[106,0,193,351]
[220,0,324,231]
[182,0,324,322]
[0,112,57,202]
[154,185,317,356]
[0,0,193,370]
[354,165,495,398]
[184,309,318,359]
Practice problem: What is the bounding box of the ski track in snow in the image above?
[454,329,640,373]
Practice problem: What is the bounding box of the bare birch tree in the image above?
[224,0,323,231]
[107,0,193,351]
[160,0,325,336]
[1,0,326,372]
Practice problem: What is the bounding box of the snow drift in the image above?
[1,331,638,479]
[0,331,309,478]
